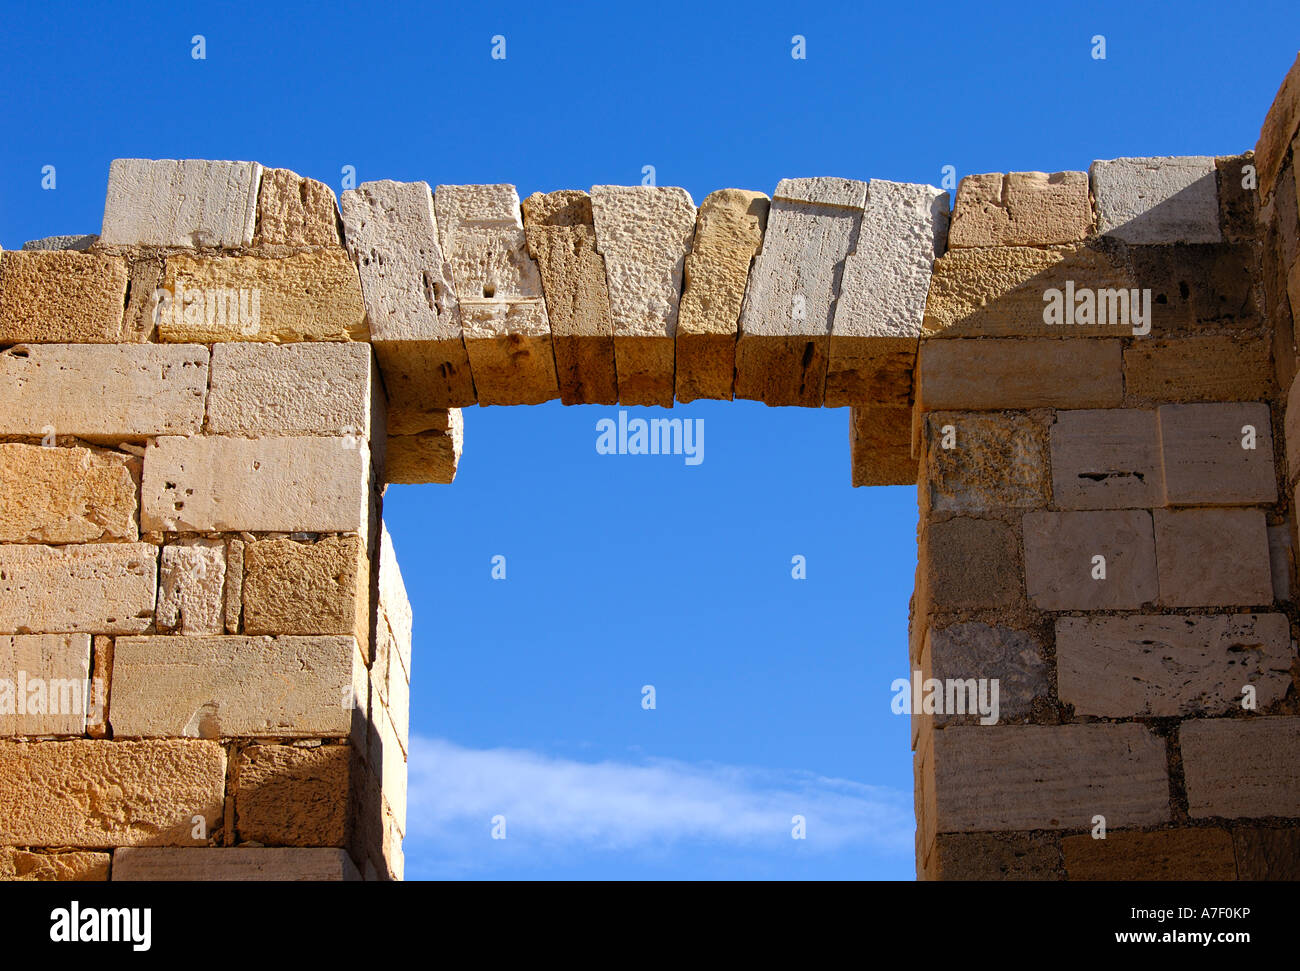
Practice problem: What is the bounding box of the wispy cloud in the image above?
[403,736,913,875]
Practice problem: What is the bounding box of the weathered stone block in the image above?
[1216,154,1258,242]
[0,849,110,881]
[1154,508,1273,607]
[0,444,139,543]
[0,344,208,439]
[235,744,353,846]
[1049,409,1160,510]
[156,539,227,635]
[1124,336,1272,405]
[255,167,341,247]
[158,251,367,342]
[243,535,368,645]
[922,412,1048,513]
[1255,52,1300,198]
[1062,829,1236,880]
[948,171,1091,248]
[141,435,370,533]
[340,180,475,411]
[0,543,156,635]
[0,739,226,846]
[110,635,365,739]
[0,250,130,342]
[922,832,1061,881]
[920,622,1047,725]
[675,189,769,402]
[436,184,557,406]
[850,403,915,487]
[20,235,98,251]
[112,847,360,881]
[921,517,1022,611]
[918,339,1123,410]
[1091,156,1221,244]
[385,409,462,485]
[100,158,261,248]
[1022,510,1157,610]
[0,634,92,736]
[1181,717,1300,818]
[1056,613,1292,717]
[522,190,618,405]
[1127,242,1259,331]
[1158,403,1276,504]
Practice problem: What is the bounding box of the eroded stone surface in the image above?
[243,536,367,643]
[0,250,130,342]
[101,159,261,248]
[156,539,227,635]
[1181,717,1300,818]
[948,171,1091,247]
[922,412,1048,512]
[256,168,341,247]
[113,847,360,881]
[0,634,92,736]
[235,744,353,846]
[0,445,139,543]
[1091,156,1221,244]
[919,339,1123,410]
[1050,409,1161,510]
[0,543,157,635]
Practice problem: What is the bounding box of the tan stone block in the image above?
[917,339,1122,411]
[1049,409,1161,510]
[1232,827,1300,879]
[1181,717,1300,818]
[921,517,1022,611]
[0,739,225,847]
[1158,403,1277,503]
[156,539,226,635]
[158,251,367,342]
[924,833,1062,881]
[122,254,164,342]
[522,190,618,405]
[112,847,360,881]
[1125,336,1273,406]
[929,723,1170,832]
[825,346,914,411]
[676,189,769,402]
[1056,613,1293,717]
[255,168,342,248]
[385,409,462,485]
[110,635,365,739]
[207,341,382,438]
[0,849,110,881]
[948,171,1092,248]
[1022,510,1157,610]
[87,635,112,738]
[0,444,139,543]
[1062,829,1236,880]
[0,634,92,736]
[243,536,367,644]
[235,744,354,846]
[1255,52,1300,198]
[0,250,130,342]
[0,344,208,439]
[1154,508,1272,607]
[850,403,915,486]
[224,539,244,634]
[922,412,1048,512]
[923,244,1136,338]
[920,622,1048,727]
[0,543,157,635]
[141,435,370,533]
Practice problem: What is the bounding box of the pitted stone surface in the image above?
[0,445,139,544]
[949,171,1092,247]
[1091,156,1221,244]
[0,543,157,635]
[156,540,227,635]
[101,159,262,248]
[922,412,1048,512]
[256,168,341,247]
[0,250,130,342]
[1050,409,1161,510]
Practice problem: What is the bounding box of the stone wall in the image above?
[2,54,1300,881]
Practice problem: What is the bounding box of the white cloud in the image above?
[403,736,913,873]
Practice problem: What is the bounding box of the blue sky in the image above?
[0,0,1294,879]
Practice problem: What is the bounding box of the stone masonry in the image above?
[3,56,1300,881]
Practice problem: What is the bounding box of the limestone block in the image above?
[917,339,1122,410]
[1126,242,1258,333]
[1216,154,1258,242]
[255,167,342,247]
[141,435,370,533]
[243,535,368,644]
[1124,336,1272,405]
[235,744,353,846]
[1062,829,1236,881]
[113,847,360,881]
[0,543,157,635]
[0,250,130,342]
[340,180,475,411]
[207,342,382,438]
[0,344,208,440]
[0,634,92,736]
[1180,717,1300,818]
[110,635,365,739]
[922,244,1137,338]
[224,539,244,634]
[923,833,1062,881]
[0,739,226,847]
[0,444,139,543]
[1091,156,1221,244]
[920,517,1022,611]
[522,190,618,405]
[590,185,697,407]
[920,622,1047,726]
[736,178,867,406]
[1158,403,1277,504]
[123,254,164,342]
[0,849,110,881]
[101,159,262,248]
[156,539,227,635]
[922,412,1048,513]
[87,636,112,738]
[827,181,947,405]
[20,235,98,251]
[158,250,367,342]
[849,403,915,487]
[1153,508,1273,607]
[1056,613,1292,717]
[1255,52,1300,198]
[1233,828,1300,879]
[436,184,557,405]
[926,723,1170,832]
[675,189,769,402]
[1049,409,1161,510]
[385,409,462,485]
[948,171,1091,247]
[1022,510,1157,610]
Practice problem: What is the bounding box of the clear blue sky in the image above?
[0,0,1294,879]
